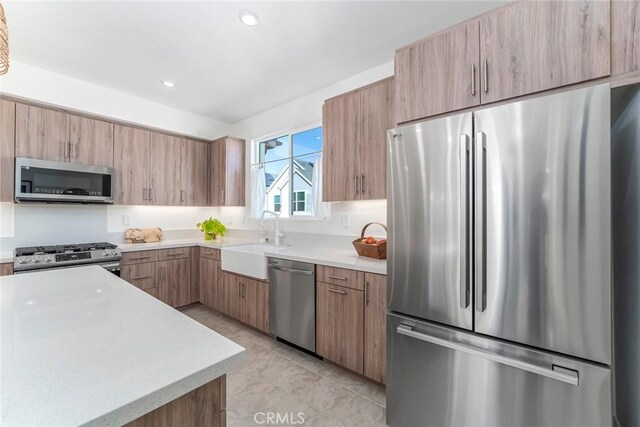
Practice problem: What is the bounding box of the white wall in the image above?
[0,61,231,139]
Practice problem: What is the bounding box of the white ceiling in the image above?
[4,1,505,123]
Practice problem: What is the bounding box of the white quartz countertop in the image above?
[0,251,12,264]
[258,245,387,275]
[0,266,245,427]
[117,237,259,252]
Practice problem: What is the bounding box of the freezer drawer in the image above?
[387,313,612,427]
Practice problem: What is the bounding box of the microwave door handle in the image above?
[475,132,487,312]
[459,134,470,309]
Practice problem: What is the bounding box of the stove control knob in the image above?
[102,251,108,257]
[32,255,43,264]
[17,257,29,264]
[44,255,54,263]
[111,249,120,256]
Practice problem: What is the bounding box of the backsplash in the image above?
[0,200,386,252]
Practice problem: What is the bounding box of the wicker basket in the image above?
[352,222,388,260]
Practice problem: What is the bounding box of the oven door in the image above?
[15,157,114,204]
[14,262,121,276]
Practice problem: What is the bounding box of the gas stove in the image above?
[14,242,122,273]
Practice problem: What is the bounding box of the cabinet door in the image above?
[394,21,480,123]
[122,262,156,291]
[209,139,225,206]
[245,279,269,333]
[69,115,114,167]
[181,139,209,206]
[480,0,610,104]
[0,99,15,202]
[364,273,387,384]
[114,125,151,205]
[224,137,246,206]
[317,282,364,374]
[225,272,242,318]
[15,103,69,162]
[612,0,640,76]
[214,261,224,312]
[158,258,191,308]
[359,78,394,200]
[149,132,181,206]
[0,263,13,276]
[322,92,360,202]
[199,256,216,308]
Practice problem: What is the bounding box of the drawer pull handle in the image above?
[327,274,348,281]
[203,251,215,255]
[131,275,152,280]
[328,288,347,295]
[166,253,184,256]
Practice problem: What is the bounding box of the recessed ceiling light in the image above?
[161,80,175,88]
[239,9,260,27]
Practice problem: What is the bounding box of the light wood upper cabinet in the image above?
[395,21,480,124]
[612,0,640,77]
[359,79,394,200]
[158,257,191,308]
[69,115,114,167]
[149,133,181,206]
[114,125,151,205]
[15,103,69,162]
[323,77,393,202]
[209,136,246,206]
[323,90,360,202]
[0,99,15,202]
[480,0,610,104]
[181,139,209,206]
[317,281,364,374]
[364,273,387,384]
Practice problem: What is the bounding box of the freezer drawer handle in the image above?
[396,324,579,386]
[268,265,314,276]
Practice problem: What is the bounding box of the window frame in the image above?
[253,122,322,220]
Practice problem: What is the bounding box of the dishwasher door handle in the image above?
[268,265,314,276]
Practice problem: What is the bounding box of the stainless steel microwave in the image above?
[15,157,115,204]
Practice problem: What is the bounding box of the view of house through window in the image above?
[256,126,322,217]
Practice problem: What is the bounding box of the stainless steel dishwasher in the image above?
[268,257,316,353]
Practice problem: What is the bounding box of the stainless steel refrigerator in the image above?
[387,83,613,427]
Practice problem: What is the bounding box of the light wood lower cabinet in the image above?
[317,281,365,374]
[121,249,193,308]
[158,257,191,308]
[121,262,157,291]
[199,256,217,309]
[0,263,13,276]
[364,273,387,384]
[316,269,387,384]
[245,278,269,332]
[217,271,269,333]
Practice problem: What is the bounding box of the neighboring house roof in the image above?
[265,159,315,194]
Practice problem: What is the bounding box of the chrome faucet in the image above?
[261,210,283,245]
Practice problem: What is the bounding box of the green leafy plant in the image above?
[196,217,227,240]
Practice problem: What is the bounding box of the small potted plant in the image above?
[196,217,227,241]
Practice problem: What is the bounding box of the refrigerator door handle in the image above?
[397,324,579,386]
[475,131,487,312]
[460,134,470,309]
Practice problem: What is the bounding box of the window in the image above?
[256,126,322,217]
[292,191,306,213]
[273,195,281,213]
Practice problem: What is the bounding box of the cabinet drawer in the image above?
[200,247,221,260]
[157,247,191,261]
[317,265,364,290]
[121,250,159,265]
[122,262,156,290]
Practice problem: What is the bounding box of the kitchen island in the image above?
[0,266,245,426]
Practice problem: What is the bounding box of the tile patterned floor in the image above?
[182,304,387,427]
